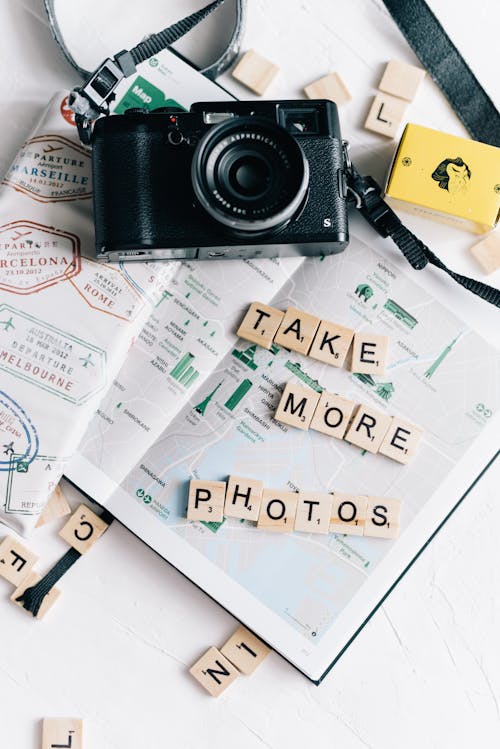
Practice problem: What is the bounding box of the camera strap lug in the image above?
[346,161,500,308]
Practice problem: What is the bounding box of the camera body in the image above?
[92,99,349,262]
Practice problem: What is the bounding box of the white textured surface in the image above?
[1,1,499,746]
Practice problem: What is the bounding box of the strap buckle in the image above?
[346,167,401,238]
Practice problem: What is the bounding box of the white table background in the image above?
[1,1,499,747]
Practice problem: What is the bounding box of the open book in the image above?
[66,228,500,682]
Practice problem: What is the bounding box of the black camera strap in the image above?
[65,0,500,309]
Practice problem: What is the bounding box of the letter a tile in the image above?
[0,535,38,587]
[236,302,284,349]
[274,381,321,430]
[189,646,239,696]
[59,504,109,554]
[42,718,83,749]
[274,307,321,355]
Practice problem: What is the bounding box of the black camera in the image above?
[92,99,349,262]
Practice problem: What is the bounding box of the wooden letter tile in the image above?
[187,480,226,523]
[42,718,83,749]
[364,497,401,539]
[378,417,424,464]
[236,302,284,350]
[304,72,352,105]
[221,625,271,675]
[351,332,388,375]
[11,571,61,620]
[59,504,109,554]
[330,493,368,536]
[364,93,407,138]
[469,233,500,275]
[257,490,298,532]
[36,484,71,528]
[224,476,263,522]
[274,381,321,430]
[308,319,354,368]
[309,391,357,440]
[231,49,280,95]
[0,535,38,587]
[378,59,425,102]
[273,306,321,355]
[344,404,392,453]
[294,491,332,534]
[189,646,239,696]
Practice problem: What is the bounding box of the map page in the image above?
[67,236,500,681]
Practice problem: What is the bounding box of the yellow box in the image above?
[385,124,500,233]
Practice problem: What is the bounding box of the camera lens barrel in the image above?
[191,116,309,234]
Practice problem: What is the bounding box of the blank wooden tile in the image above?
[469,233,500,275]
[351,332,388,375]
[221,625,271,675]
[273,307,321,355]
[232,49,279,95]
[224,476,263,522]
[236,302,284,350]
[364,496,401,539]
[59,504,109,554]
[294,491,332,534]
[42,718,83,749]
[344,404,392,453]
[187,480,226,523]
[308,319,354,368]
[309,391,357,440]
[378,417,424,464]
[189,646,239,696]
[274,381,321,430]
[304,72,352,105]
[11,571,61,620]
[330,493,368,536]
[0,535,38,587]
[378,59,425,102]
[364,93,407,138]
[36,484,71,528]
[257,490,298,532]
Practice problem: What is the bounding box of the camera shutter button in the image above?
[168,129,184,145]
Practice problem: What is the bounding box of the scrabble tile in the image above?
[221,625,271,675]
[257,490,298,532]
[364,496,401,539]
[378,59,425,102]
[187,480,226,522]
[344,404,392,453]
[330,493,368,536]
[36,484,71,528]
[11,571,61,620]
[42,718,83,749]
[224,476,263,522]
[308,319,354,368]
[236,302,284,350]
[469,233,500,275]
[304,72,352,105]
[378,417,424,464]
[0,535,38,586]
[364,93,408,138]
[274,381,321,430]
[274,307,321,355]
[59,504,109,554]
[309,391,357,440]
[231,49,279,95]
[189,646,239,697]
[294,491,332,534]
[351,332,389,375]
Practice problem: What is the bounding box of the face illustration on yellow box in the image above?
[431,157,471,196]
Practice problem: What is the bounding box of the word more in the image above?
[237,302,388,375]
[187,477,401,540]
[275,381,424,463]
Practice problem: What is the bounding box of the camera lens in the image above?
[192,117,309,234]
